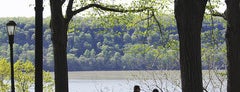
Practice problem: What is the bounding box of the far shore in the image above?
[49,70,226,80]
[67,70,180,80]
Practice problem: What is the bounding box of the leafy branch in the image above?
[206,0,227,20]
[65,0,152,23]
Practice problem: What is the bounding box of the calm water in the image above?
[30,70,226,92]
[68,79,181,92]
[67,70,182,92]
[69,79,134,92]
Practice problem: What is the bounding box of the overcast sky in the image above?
[0,0,50,18]
[0,0,226,18]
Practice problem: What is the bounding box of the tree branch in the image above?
[152,11,162,34]
[210,10,227,20]
[61,0,66,6]
[67,0,74,13]
[72,4,151,16]
[207,0,227,20]
[65,0,74,23]
[135,14,154,24]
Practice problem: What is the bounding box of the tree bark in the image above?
[50,1,69,92]
[174,0,207,92]
[34,0,43,91]
[225,0,240,91]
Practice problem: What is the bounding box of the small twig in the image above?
[203,87,209,92]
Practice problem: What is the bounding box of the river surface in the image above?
[67,70,182,92]
[69,79,138,92]
[69,79,182,92]
[31,70,226,92]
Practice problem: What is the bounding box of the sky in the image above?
[0,0,50,18]
[0,0,226,18]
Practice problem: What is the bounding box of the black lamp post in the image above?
[6,21,16,92]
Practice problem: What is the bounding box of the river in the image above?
[67,70,182,92]
[69,79,183,92]
[31,70,226,92]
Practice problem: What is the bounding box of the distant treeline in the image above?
[0,17,226,71]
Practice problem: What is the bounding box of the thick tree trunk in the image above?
[174,0,207,92]
[225,0,240,91]
[51,20,69,92]
[50,1,69,92]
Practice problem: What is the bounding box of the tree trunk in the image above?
[34,0,43,91]
[174,0,207,92]
[50,1,69,92]
[225,0,240,91]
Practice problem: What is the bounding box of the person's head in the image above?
[152,89,159,92]
[134,85,140,92]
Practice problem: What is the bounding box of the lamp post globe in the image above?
[6,21,16,35]
[6,20,16,92]
[6,21,16,43]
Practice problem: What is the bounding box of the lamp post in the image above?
[6,21,16,92]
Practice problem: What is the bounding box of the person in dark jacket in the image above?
[152,88,159,92]
[134,85,140,92]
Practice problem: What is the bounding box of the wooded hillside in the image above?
[0,17,226,71]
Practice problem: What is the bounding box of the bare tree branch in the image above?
[65,3,151,23]
[203,87,209,92]
[211,11,224,17]
[72,4,151,17]
[135,14,154,24]
[134,10,163,43]
[152,11,162,34]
